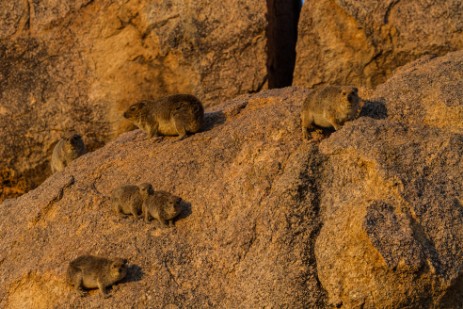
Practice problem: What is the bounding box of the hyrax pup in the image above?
[143,191,182,227]
[111,183,154,220]
[50,132,86,173]
[123,94,204,140]
[67,255,128,298]
[301,85,364,140]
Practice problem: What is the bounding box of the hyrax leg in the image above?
[148,122,162,140]
[97,280,109,298]
[157,218,169,228]
[327,117,341,131]
[173,118,188,140]
[130,204,139,220]
[159,219,170,227]
[72,272,87,297]
[301,112,314,140]
[301,126,310,140]
[113,203,121,216]
[144,210,150,223]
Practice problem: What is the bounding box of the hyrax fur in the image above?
[143,191,182,227]
[111,183,154,220]
[123,94,204,140]
[67,255,128,298]
[301,85,364,140]
[50,132,86,173]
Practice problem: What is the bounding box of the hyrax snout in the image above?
[67,255,128,298]
[50,132,86,173]
[301,85,364,140]
[111,183,154,220]
[143,191,182,227]
[123,94,204,140]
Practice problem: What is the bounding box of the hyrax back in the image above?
[50,132,86,173]
[111,183,154,220]
[143,191,182,227]
[301,85,364,140]
[123,94,204,140]
[66,255,128,298]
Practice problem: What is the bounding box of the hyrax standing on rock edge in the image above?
[301,85,364,140]
[111,183,154,220]
[50,132,86,173]
[143,191,182,227]
[123,94,204,140]
[67,255,128,298]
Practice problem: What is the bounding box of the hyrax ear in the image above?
[136,101,147,110]
[112,259,127,269]
[129,101,144,111]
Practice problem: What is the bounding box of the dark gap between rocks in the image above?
[266,0,302,88]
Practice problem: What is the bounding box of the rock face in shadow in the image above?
[316,51,463,308]
[0,0,268,201]
[0,88,327,308]
[293,0,463,89]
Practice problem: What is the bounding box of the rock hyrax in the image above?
[123,94,204,140]
[111,183,154,220]
[67,255,128,298]
[50,132,86,173]
[143,191,182,227]
[301,85,364,140]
